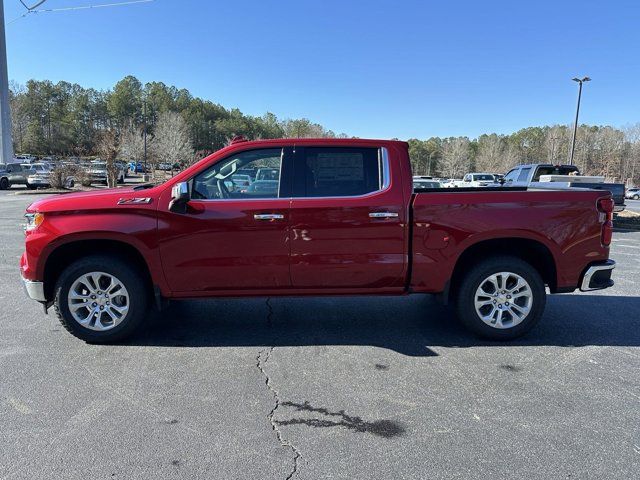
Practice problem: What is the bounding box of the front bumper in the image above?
[22,278,46,302]
[580,260,616,292]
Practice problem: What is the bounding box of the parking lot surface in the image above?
[1,193,639,479]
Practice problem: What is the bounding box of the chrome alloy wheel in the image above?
[67,272,130,331]
[474,272,533,329]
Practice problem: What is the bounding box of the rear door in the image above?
[289,145,407,291]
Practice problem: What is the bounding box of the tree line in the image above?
[9,75,640,185]
[408,124,640,185]
[9,75,348,168]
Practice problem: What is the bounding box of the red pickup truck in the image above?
[21,138,616,343]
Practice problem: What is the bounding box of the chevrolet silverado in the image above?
[21,138,616,342]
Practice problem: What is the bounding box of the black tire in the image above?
[26,183,36,190]
[454,256,546,340]
[54,255,149,343]
[0,177,9,190]
[634,194,639,200]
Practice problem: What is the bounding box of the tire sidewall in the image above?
[456,256,546,340]
[55,256,148,343]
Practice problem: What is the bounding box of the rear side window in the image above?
[517,167,531,182]
[300,147,381,197]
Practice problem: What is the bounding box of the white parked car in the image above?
[626,187,639,200]
[459,173,499,187]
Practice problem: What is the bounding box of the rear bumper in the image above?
[580,260,616,292]
[22,278,46,302]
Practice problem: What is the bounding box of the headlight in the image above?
[24,212,44,231]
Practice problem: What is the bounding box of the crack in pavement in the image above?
[256,298,302,480]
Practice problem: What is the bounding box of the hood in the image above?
[27,185,162,213]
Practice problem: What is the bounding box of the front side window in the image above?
[300,147,381,197]
[504,169,519,182]
[192,148,282,200]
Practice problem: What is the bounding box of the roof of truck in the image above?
[228,136,408,147]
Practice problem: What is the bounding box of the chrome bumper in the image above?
[22,278,46,302]
[580,260,616,292]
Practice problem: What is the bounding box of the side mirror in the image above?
[169,181,190,213]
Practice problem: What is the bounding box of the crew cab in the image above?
[21,138,616,343]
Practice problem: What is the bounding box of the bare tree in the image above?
[119,122,145,162]
[9,81,29,154]
[543,125,569,164]
[97,129,120,188]
[149,111,194,174]
[440,137,471,178]
[622,123,640,185]
[476,134,505,172]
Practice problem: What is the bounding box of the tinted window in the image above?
[192,148,282,200]
[517,167,531,182]
[301,147,381,197]
[474,174,495,181]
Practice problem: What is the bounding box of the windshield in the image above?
[473,174,495,181]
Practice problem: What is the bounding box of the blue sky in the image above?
[4,0,640,139]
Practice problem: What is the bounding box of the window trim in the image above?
[292,146,391,200]
[188,147,291,202]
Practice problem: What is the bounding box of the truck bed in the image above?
[408,187,611,294]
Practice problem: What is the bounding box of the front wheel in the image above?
[634,194,639,200]
[54,255,149,343]
[454,256,546,340]
[0,177,9,190]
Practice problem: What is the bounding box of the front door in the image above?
[289,146,407,291]
[158,147,293,293]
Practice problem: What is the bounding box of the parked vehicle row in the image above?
[0,162,72,190]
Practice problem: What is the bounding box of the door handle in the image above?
[254,213,285,220]
[369,212,399,219]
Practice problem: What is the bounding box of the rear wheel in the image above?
[0,177,10,190]
[54,255,149,343]
[634,194,639,200]
[454,256,546,340]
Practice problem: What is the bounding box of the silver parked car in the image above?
[626,187,640,200]
[88,161,126,185]
[24,163,52,189]
[0,163,29,189]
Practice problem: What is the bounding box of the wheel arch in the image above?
[445,237,558,304]
[42,238,155,302]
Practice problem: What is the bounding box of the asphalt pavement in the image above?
[0,193,639,479]
[625,198,640,213]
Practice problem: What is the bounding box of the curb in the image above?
[12,190,76,196]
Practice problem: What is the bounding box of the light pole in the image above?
[568,76,590,166]
[0,0,14,164]
[143,99,147,173]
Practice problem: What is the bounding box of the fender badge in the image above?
[117,197,152,205]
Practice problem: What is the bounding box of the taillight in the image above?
[597,198,614,246]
